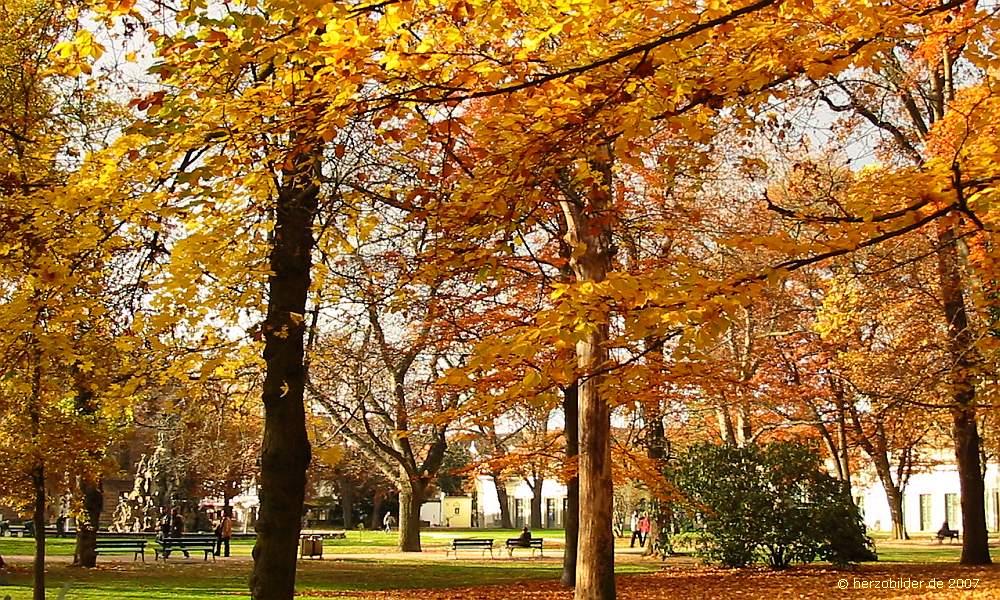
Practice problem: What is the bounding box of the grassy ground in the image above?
[875,539,964,563]
[0,530,988,599]
[0,556,654,599]
[0,529,570,559]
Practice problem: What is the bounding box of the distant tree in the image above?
[437,443,474,497]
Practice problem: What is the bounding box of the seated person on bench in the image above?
[515,526,532,547]
[937,521,959,541]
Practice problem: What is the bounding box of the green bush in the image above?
[667,531,711,554]
[668,441,876,568]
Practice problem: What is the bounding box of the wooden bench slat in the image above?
[155,536,218,561]
[95,539,147,562]
[505,538,543,557]
[447,538,494,559]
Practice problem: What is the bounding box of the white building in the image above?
[855,462,1000,534]
[418,476,569,529]
[474,475,568,528]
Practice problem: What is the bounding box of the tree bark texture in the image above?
[29,346,44,600]
[370,490,384,531]
[561,382,580,586]
[249,146,319,600]
[73,375,103,569]
[398,482,425,552]
[73,477,103,567]
[643,405,667,558]
[530,477,543,529]
[340,481,355,529]
[494,475,513,529]
[560,144,616,600]
[937,221,990,564]
[32,465,45,600]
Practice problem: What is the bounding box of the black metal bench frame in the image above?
[505,538,543,557]
[95,539,147,561]
[4,525,27,537]
[936,530,960,543]
[155,536,217,561]
[447,538,494,559]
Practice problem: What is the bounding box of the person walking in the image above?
[629,510,642,548]
[638,513,651,547]
[383,511,396,533]
[157,508,171,540]
[215,510,233,557]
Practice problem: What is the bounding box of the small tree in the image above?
[669,441,875,568]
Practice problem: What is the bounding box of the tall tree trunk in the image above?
[835,391,852,492]
[885,482,908,541]
[937,221,990,564]
[716,406,736,445]
[560,143,616,600]
[340,481,354,529]
[562,382,579,586]
[398,483,423,552]
[643,405,667,558]
[370,490,384,530]
[530,476,543,529]
[848,398,908,540]
[493,475,513,529]
[31,465,45,600]
[73,477,102,567]
[736,402,752,446]
[249,146,319,600]
[29,345,44,600]
[72,373,102,567]
[867,450,908,540]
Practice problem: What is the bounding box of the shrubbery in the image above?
[668,441,877,568]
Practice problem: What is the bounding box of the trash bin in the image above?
[300,535,323,559]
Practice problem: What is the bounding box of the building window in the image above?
[945,493,960,528]
[919,494,932,532]
[514,499,525,528]
[546,498,557,528]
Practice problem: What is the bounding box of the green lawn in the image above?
[0,556,654,599]
[0,529,575,558]
[0,530,980,599]
[875,541,964,563]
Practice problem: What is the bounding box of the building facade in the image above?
[417,476,569,529]
[856,462,1000,534]
[475,476,568,529]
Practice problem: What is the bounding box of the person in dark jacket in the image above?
[170,507,189,558]
[517,526,532,546]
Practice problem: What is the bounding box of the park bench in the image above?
[505,538,543,558]
[5,525,27,537]
[95,539,147,561]
[155,534,217,561]
[936,529,960,543]
[446,538,494,559]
